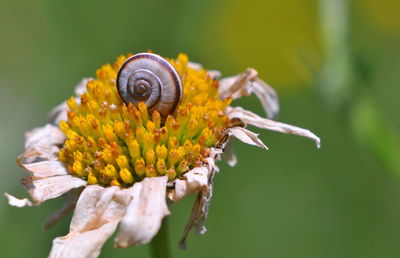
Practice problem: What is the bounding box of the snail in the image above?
[116,53,183,118]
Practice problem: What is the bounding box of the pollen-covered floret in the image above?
[58,54,231,187]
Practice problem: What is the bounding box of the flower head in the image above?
[5,52,320,257]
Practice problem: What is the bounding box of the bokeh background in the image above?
[1,0,400,257]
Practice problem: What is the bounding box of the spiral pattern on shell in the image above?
[116,53,183,118]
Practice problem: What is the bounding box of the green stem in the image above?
[150,218,171,258]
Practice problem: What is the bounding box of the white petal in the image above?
[22,175,86,204]
[74,78,92,96]
[20,124,65,163]
[168,167,209,202]
[207,70,221,80]
[24,124,65,149]
[227,127,268,149]
[115,176,170,248]
[48,102,68,126]
[178,148,221,249]
[222,139,237,167]
[227,107,321,148]
[219,69,279,118]
[21,160,68,177]
[187,61,203,70]
[49,185,132,258]
[4,193,33,207]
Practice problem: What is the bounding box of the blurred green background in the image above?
[1,0,400,257]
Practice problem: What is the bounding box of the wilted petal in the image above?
[178,148,221,249]
[222,139,237,167]
[227,107,321,148]
[4,193,33,207]
[19,125,65,163]
[251,78,279,119]
[168,167,209,202]
[187,61,203,70]
[22,175,86,204]
[115,176,170,248]
[49,185,132,258]
[20,160,68,177]
[44,189,82,230]
[48,102,68,126]
[219,69,279,118]
[74,78,92,96]
[227,127,268,149]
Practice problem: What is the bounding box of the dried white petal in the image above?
[19,125,65,163]
[168,167,209,202]
[178,148,221,249]
[22,175,86,204]
[48,102,68,126]
[219,68,279,118]
[227,127,268,149]
[187,61,203,70]
[21,161,68,177]
[49,185,132,258]
[207,70,222,80]
[227,107,321,148]
[115,176,170,248]
[74,78,92,96]
[222,139,237,167]
[4,193,33,207]
[251,78,279,119]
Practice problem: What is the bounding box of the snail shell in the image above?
[116,53,183,118]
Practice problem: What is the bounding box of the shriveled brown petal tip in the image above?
[49,185,132,258]
[168,167,209,202]
[227,127,268,149]
[115,176,170,248]
[22,175,86,204]
[227,107,321,148]
[4,193,33,207]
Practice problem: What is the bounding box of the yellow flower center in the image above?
[58,53,231,187]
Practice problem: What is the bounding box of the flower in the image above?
[5,53,320,257]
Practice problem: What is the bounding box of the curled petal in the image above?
[222,139,237,167]
[115,176,170,248]
[19,125,65,163]
[187,61,203,70]
[49,185,132,258]
[219,68,279,119]
[227,127,268,149]
[48,102,68,126]
[22,175,86,204]
[74,78,92,96]
[168,167,209,202]
[4,193,33,207]
[178,148,221,249]
[227,107,321,148]
[19,160,68,178]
